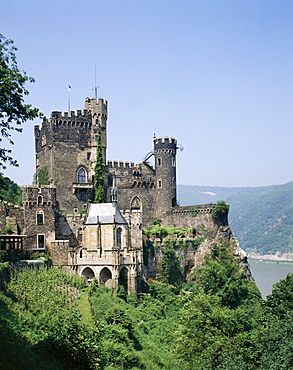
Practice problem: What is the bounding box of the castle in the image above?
[0,97,251,293]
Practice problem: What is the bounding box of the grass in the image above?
[77,289,95,326]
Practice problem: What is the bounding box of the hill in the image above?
[178,181,293,255]
[177,184,251,206]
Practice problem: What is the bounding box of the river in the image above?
[249,259,293,298]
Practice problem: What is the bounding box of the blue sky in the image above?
[1,0,293,187]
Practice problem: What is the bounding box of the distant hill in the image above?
[178,182,293,255]
[178,184,251,206]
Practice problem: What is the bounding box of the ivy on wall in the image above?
[93,123,105,203]
[37,166,50,186]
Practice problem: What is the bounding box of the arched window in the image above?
[36,209,44,225]
[131,196,141,210]
[158,179,162,188]
[119,267,128,292]
[116,227,122,248]
[82,267,95,280]
[38,196,43,204]
[99,267,112,285]
[157,158,162,166]
[78,168,87,183]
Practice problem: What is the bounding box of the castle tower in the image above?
[34,98,108,213]
[84,97,108,164]
[153,136,177,219]
[22,185,57,254]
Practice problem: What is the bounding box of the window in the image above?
[78,168,87,183]
[87,152,91,160]
[157,158,162,166]
[38,196,43,204]
[172,158,175,167]
[37,235,45,249]
[158,179,162,188]
[36,210,44,225]
[131,196,141,210]
[116,227,122,248]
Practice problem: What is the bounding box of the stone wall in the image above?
[107,162,156,226]
[51,240,69,265]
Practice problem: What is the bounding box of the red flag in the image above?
[68,85,71,91]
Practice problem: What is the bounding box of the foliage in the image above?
[0,266,101,369]
[37,165,50,186]
[143,224,195,240]
[190,206,198,217]
[94,123,105,203]
[211,200,230,222]
[159,243,183,288]
[176,292,262,369]
[78,208,87,216]
[3,264,293,369]
[192,240,262,309]
[265,273,293,318]
[90,283,183,369]
[0,172,22,205]
[0,34,41,168]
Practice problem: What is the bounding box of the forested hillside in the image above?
[2,242,293,369]
[227,181,293,255]
[178,181,293,255]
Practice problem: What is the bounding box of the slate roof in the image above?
[86,203,127,225]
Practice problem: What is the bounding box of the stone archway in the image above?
[99,267,112,286]
[119,266,128,293]
[81,267,95,280]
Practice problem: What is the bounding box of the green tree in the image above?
[0,34,41,168]
[193,241,262,309]
[212,200,230,224]
[0,172,22,205]
[160,244,183,288]
[176,292,262,369]
[265,273,293,319]
[93,123,105,203]
[37,165,50,186]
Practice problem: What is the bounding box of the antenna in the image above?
[94,63,98,100]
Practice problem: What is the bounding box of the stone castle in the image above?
[0,97,251,293]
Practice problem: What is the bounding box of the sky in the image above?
[1,0,293,187]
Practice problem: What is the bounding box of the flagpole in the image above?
[68,85,71,115]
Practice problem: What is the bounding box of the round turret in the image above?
[153,136,177,218]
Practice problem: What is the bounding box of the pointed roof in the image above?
[86,203,127,225]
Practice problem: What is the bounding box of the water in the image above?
[249,260,293,298]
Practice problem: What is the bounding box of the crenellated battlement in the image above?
[173,204,215,216]
[107,160,136,168]
[153,136,177,151]
[51,109,91,119]
[22,185,57,206]
[48,109,92,129]
[85,97,108,117]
